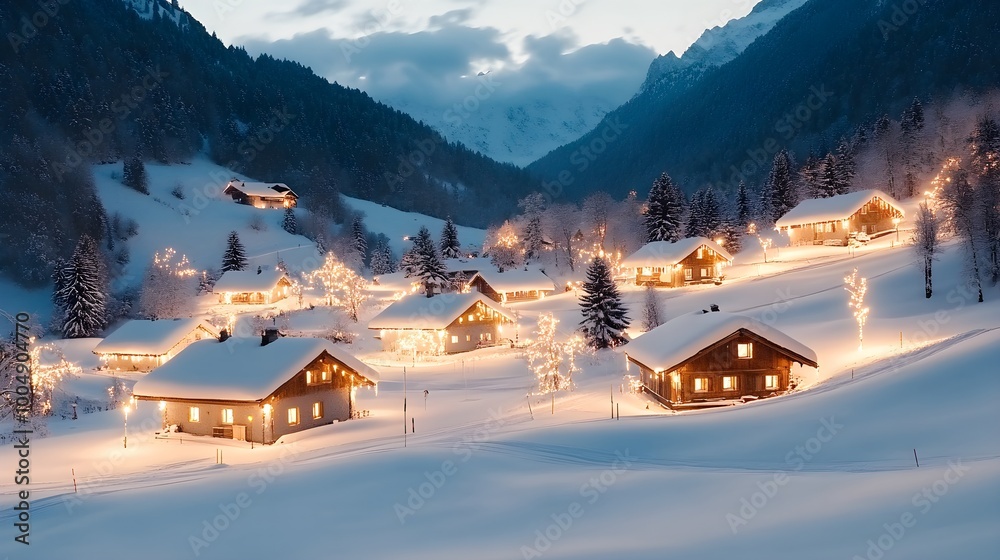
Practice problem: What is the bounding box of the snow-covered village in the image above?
[1,1,999,559]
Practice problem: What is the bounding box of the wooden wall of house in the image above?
[633,247,728,287]
[470,277,502,302]
[102,354,163,373]
[786,197,903,245]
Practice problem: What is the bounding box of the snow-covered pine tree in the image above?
[351,216,368,267]
[413,226,449,291]
[645,172,685,242]
[371,240,396,275]
[900,99,926,198]
[798,155,822,198]
[440,217,462,259]
[835,139,856,194]
[57,235,107,338]
[736,181,751,228]
[912,202,941,299]
[221,231,248,272]
[717,219,744,254]
[399,246,419,277]
[578,257,630,349]
[122,157,148,195]
[685,190,705,238]
[51,258,70,325]
[315,233,328,256]
[701,188,722,237]
[817,153,841,198]
[765,150,797,223]
[281,207,297,235]
[522,215,543,261]
[641,284,662,332]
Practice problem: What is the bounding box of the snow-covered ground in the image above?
[2,212,998,558]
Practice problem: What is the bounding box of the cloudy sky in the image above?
[181,0,761,111]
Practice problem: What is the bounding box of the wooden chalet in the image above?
[466,269,556,303]
[223,180,298,209]
[775,189,905,246]
[93,319,218,372]
[214,269,293,305]
[132,331,379,444]
[368,292,515,355]
[624,310,818,408]
[620,238,734,287]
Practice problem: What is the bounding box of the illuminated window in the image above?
[468,314,475,321]
[312,402,323,419]
[684,268,693,280]
[701,267,710,277]
[697,247,704,259]
[321,369,331,382]
[722,376,737,391]
[189,407,200,422]
[288,407,299,426]
[861,205,868,215]
[694,378,708,392]
[765,375,779,390]
[466,335,471,342]
[737,343,753,359]
[451,335,459,344]
[480,333,492,341]
[306,371,314,384]
[221,408,234,424]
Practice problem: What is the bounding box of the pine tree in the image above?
[413,226,448,290]
[701,188,722,236]
[686,190,705,238]
[400,247,419,277]
[798,155,822,198]
[764,150,797,223]
[969,115,1000,284]
[645,172,685,242]
[835,139,856,193]
[440,217,461,259]
[281,207,297,235]
[122,156,149,195]
[519,193,546,261]
[57,235,107,338]
[578,257,631,349]
[900,99,926,198]
[941,167,984,303]
[221,231,248,272]
[371,241,396,275]
[736,181,751,228]
[641,284,662,332]
[351,216,368,267]
[912,203,941,299]
[817,153,841,198]
[717,219,744,254]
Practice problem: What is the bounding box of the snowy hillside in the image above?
[342,196,486,258]
[641,0,809,92]
[4,229,998,559]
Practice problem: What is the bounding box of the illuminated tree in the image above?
[844,268,869,351]
[487,220,523,272]
[308,253,370,322]
[527,314,584,393]
[139,248,196,319]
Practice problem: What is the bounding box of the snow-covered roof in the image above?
[775,189,904,227]
[133,337,379,402]
[371,271,421,293]
[472,269,556,293]
[368,292,515,331]
[623,311,818,373]
[443,257,493,274]
[224,181,297,199]
[214,269,289,293]
[621,238,734,268]
[93,319,217,356]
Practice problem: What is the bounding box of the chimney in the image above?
[219,328,230,342]
[261,327,281,346]
[710,304,720,312]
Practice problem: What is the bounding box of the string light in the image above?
[844,267,869,352]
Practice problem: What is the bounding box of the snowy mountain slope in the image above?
[4,232,998,559]
[341,196,486,258]
[641,0,810,93]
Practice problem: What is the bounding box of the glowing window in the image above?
[684,268,693,280]
[288,407,299,426]
[189,407,200,422]
[221,408,234,424]
[737,343,753,359]
[312,402,323,419]
[722,376,737,391]
[697,247,704,259]
[694,378,708,392]
[451,335,459,344]
[765,375,779,390]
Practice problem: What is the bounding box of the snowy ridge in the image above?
[642,0,810,92]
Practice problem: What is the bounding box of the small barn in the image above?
[214,269,293,305]
[368,292,515,355]
[775,189,905,246]
[624,310,818,408]
[621,238,734,287]
[93,319,218,372]
[467,269,556,303]
[132,333,379,444]
[223,180,298,209]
